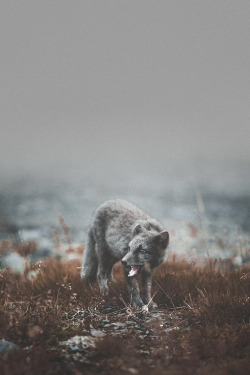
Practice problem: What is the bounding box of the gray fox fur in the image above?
[81,199,169,311]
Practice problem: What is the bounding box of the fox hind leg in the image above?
[96,242,115,295]
[81,229,98,282]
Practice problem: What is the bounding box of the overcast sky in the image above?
[1,1,250,179]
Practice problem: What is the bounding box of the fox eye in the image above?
[139,246,146,253]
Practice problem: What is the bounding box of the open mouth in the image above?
[128,266,141,277]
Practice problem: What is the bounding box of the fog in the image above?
[0,1,249,182]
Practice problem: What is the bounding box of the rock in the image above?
[139,350,150,356]
[0,340,18,355]
[151,312,161,317]
[110,322,126,328]
[90,329,106,338]
[134,324,143,330]
[69,345,79,352]
[60,335,96,350]
[127,368,138,374]
[3,253,26,273]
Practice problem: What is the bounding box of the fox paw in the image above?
[141,304,149,313]
[148,301,158,310]
[99,285,109,296]
[130,301,149,313]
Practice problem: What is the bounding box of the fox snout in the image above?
[121,254,130,265]
[121,253,140,266]
[121,253,134,265]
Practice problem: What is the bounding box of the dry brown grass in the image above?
[0,242,250,375]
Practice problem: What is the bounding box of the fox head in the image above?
[121,222,169,276]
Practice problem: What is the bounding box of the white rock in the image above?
[60,335,96,350]
[4,253,26,273]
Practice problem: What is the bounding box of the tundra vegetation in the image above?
[0,223,250,375]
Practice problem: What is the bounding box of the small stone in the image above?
[127,368,138,374]
[101,307,113,313]
[0,340,18,355]
[60,335,96,350]
[110,322,126,328]
[90,329,106,338]
[152,313,161,317]
[3,253,26,273]
[134,324,143,330]
[69,345,79,352]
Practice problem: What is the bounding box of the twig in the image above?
[154,279,176,311]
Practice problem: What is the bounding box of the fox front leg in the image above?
[141,270,158,310]
[123,268,148,311]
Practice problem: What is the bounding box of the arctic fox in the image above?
[81,199,169,311]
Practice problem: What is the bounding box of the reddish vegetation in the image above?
[0,243,250,375]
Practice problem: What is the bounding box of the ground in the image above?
[0,242,250,375]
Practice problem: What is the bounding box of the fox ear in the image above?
[133,223,143,236]
[156,231,169,247]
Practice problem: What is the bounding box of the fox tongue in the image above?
[128,266,139,277]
